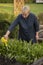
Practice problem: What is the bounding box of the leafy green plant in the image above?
[25,0,34,3]
[0,0,13,3]
[0,13,18,39]
[0,39,43,64]
[0,13,15,23]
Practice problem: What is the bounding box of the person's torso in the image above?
[18,13,36,41]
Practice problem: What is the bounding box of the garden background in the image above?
[0,0,43,38]
[0,0,43,65]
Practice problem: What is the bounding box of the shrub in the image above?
[0,13,15,23]
[0,0,13,3]
[0,13,18,39]
[0,39,43,64]
[38,13,43,25]
[0,20,10,38]
[0,0,35,3]
[25,0,35,3]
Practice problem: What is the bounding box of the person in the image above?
[4,5,39,43]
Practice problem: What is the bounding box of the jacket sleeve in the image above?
[8,15,20,32]
[34,16,39,32]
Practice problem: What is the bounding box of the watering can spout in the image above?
[1,37,8,46]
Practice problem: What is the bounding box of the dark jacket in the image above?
[8,13,39,43]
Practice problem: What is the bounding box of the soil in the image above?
[0,55,28,65]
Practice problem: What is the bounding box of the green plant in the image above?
[0,39,43,64]
[25,0,34,3]
[0,0,13,3]
[0,13,15,23]
[0,13,18,39]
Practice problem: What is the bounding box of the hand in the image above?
[4,35,8,40]
[4,30,10,40]
[36,35,39,41]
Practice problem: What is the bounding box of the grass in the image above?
[0,3,14,14]
[0,3,43,15]
[29,4,43,15]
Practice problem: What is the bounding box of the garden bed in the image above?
[0,39,43,65]
[0,55,28,65]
